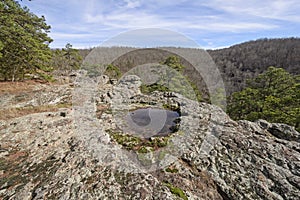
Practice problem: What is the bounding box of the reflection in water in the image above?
[125,108,180,138]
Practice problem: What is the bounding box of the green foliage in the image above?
[188,79,202,102]
[228,66,300,131]
[51,43,82,71]
[140,83,170,94]
[137,146,149,153]
[165,167,178,173]
[162,56,185,72]
[81,63,103,78]
[163,56,202,101]
[104,64,121,79]
[148,137,169,148]
[164,182,188,200]
[162,103,180,113]
[0,41,3,58]
[36,71,55,82]
[141,56,202,101]
[107,129,170,152]
[165,71,200,101]
[0,0,53,81]
[210,87,226,109]
[110,132,141,150]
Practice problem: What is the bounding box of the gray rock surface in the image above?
[0,73,299,199]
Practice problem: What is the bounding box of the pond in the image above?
[124,108,180,138]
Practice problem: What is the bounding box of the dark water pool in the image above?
[125,108,180,138]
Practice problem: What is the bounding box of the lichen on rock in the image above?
[0,73,299,199]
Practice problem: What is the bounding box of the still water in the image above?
[125,108,180,138]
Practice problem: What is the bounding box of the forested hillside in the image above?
[208,38,300,94]
[78,38,300,96]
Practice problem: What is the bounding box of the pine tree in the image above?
[0,0,53,81]
[228,67,300,131]
[52,43,82,71]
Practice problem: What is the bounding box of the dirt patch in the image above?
[0,104,71,120]
[0,80,59,95]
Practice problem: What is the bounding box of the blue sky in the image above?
[19,0,300,49]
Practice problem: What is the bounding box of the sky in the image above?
[19,0,300,49]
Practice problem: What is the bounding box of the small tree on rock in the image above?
[228,66,300,132]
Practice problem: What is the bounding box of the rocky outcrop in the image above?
[0,74,299,199]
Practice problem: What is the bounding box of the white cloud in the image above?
[124,0,141,9]
[79,0,283,33]
[202,0,300,22]
[20,0,300,48]
[50,33,93,39]
[101,28,199,47]
[189,22,278,32]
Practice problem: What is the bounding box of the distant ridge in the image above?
[78,38,300,96]
[208,38,300,94]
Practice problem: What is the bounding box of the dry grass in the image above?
[0,80,62,95]
[0,80,71,120]
[0,80,41,95]
[0,104,71,120]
